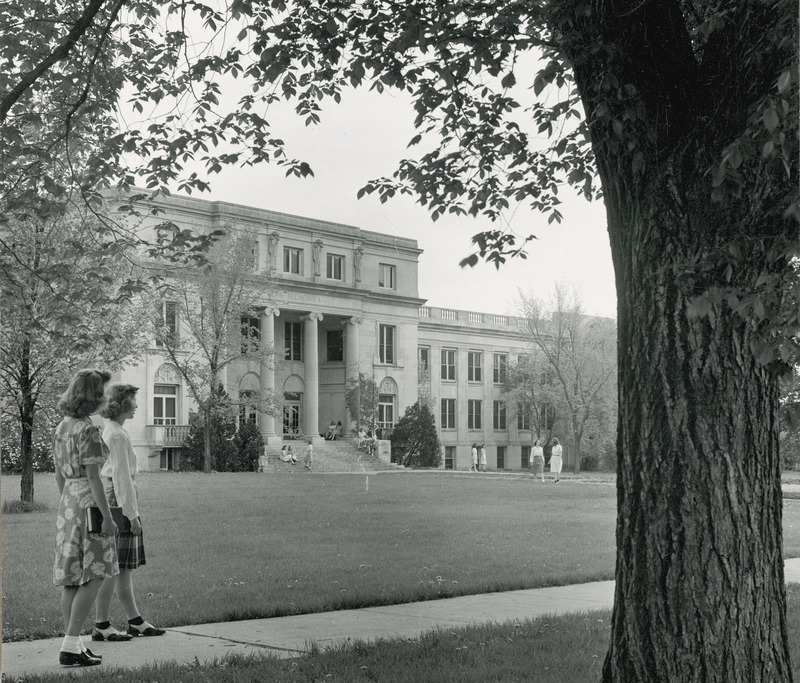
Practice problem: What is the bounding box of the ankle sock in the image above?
[60,635,81,654]
[128,616,144,626]
[95,621,111,631]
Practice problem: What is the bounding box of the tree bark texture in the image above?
[19,336,34,504]
[558,0,795,679]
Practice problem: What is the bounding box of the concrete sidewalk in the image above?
[4,559,800,680]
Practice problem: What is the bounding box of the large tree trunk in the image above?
[600,180,790,680]
[559,1,794,679]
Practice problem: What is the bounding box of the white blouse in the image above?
[101,421,139,520]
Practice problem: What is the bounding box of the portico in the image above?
[259,306,363,446]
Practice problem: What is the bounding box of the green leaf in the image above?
[763,108,779,133]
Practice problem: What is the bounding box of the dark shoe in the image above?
[59,651,102,666]
[92,626,133,641]
[127,623,166,637]
[83,648,102,659]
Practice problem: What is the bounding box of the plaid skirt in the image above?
[105,481,146,570]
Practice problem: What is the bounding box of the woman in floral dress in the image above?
[52,369,118,667]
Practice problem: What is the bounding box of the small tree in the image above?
[390,402,441,468]
[233,420,264,472]
[519,284,617,474]
[151,227,276,472]
[181,388,236,472]
[345,372,379,434]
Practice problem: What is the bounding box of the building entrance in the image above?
[283,392,303,439]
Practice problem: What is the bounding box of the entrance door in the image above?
[283,392,302,438]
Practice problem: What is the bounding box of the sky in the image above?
[178,88,617,319]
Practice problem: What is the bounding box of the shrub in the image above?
[181,395,237,472]
[390,402,442,468]
[0,413,55,474]
[233,420,264,472]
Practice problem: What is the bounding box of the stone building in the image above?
[115,192,548,472]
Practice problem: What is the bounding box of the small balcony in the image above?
[145,424,190,447]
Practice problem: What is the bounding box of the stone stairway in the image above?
[261,438,405,473]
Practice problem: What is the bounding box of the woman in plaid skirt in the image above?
[93,384,165,641]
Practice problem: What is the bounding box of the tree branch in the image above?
[0,0,117,122]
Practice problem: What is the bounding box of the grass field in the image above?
[2,471,622,641]
[5,471,800,681]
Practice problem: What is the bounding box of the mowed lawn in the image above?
[4,471,800,644]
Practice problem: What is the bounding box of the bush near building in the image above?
[390,401,442,468]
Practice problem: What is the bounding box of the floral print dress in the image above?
[52,418,119,587]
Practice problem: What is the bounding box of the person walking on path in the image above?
[304,438,314,470]
[550,438,563,482]
[94,384,165,642]
[471,444,478,472]
[479,445,487,472]
[52,369,118,667]
[531,439,545,482]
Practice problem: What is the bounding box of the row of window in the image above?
[420,348,508,384]
[283,246,397,289]
[440,399,516,431]
[444,445,532,470]
[159,306,510,384]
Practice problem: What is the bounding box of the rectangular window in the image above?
[251,239,260,270]
[283,247,302,274]
[326,329,344,362]
[240,314,261,354]
[493,400,507,430]
[441,349,456,381]
[153,384,177,426]
[517,403,531,431]
[160,448,176,471]
[467,399,482,430]
[445,446,455,470]
[155,300,178,347]
[467,352,482,382]
[378,394,395,432]
[418,347,429,372]
[379,325,395,364]
[497,445,506,469]
[326,253,344,280]
[284,321,303,361]
[521,446,531,468]
[542,404,556,431]
[493,353,507,384]
[378,263,396,289]
[441,398,456,430]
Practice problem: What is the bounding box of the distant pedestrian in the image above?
[479,445,487,472]
[531,439,545,482]
[304,439,313,470]
[550,438,563,482]
[258,445,268,473]
[471,444,478,472]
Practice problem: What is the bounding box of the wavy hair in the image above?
[100,384,139,420]
[57,369,112,418]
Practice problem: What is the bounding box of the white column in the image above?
[259,307,280,445]
[344,317,362,430]
[303,312,323,441]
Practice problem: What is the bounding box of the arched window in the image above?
[377,377,397,436]
[153,364,181,425]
